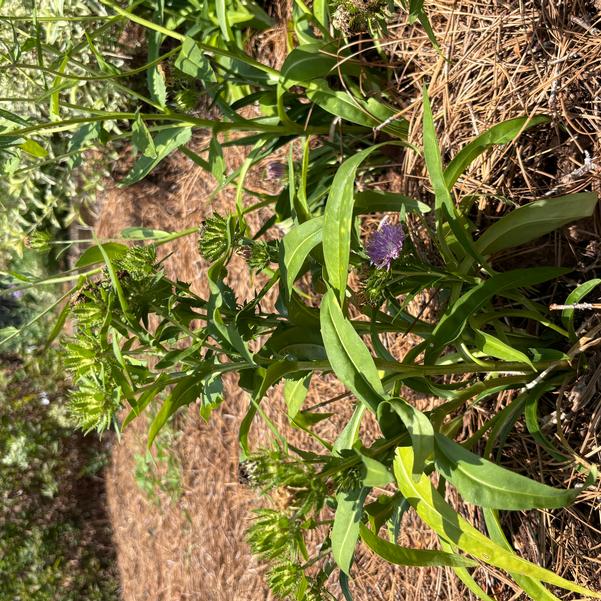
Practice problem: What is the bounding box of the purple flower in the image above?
[366,222,404,270]
[266,161,286,180]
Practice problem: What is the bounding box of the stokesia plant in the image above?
[2,0,600,598]
[50,94,600,599]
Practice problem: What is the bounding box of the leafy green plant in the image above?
[53,104,599,599]
[0,0,132,262]
[2,1,600,600]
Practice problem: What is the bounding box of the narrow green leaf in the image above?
[148,375,203,446]
[174,37,216,84]
[281,217,323,297]
[67,122,101,168]
[422,88,453,213]
[393,446,601,597]
[75,242,128,268]
[323,145,385,302]
[44,295,72,348]
[306,86,408,138]
[207,259,254,364]
[439,541,496,601]
[120,227,170,240]
[562,277,601,337]
[354,190,431,214]
[132,112,157,159]
[435,434,583,510]
[475,193,598,256]
[428,267,568,356]
[360,524,476,567]
[359,452,393,487]
[332,487,368,574]
[216,0,234,41]
[19,138,47,158]
[320,289,385,411]
[339,572,353,601]
[284,374,311,419]
[473,329,534,369]
[483,509,561,601]
[147,29,166,106]
[364,493,403,532]
[377,398,434,478]
[445,116,550,189]
[333,404,366,455]
[95,240,129,318]
[120,126,192,187]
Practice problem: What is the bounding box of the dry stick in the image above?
[549,303,601,311]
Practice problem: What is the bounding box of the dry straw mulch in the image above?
[98,1,601,599]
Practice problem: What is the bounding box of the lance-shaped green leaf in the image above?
[475,192,598,256]
[483,508,561,601]
[354,190,431,214]
[332,486,368,574]
[281,216,323,297]
[323,145,386,303]
[360,524,476,568]
[132,112,157,159]
[207,259,254,364]
[438,537,495,601]
[333,404,366,455]
[284,373,311,419]
[393,446,601,597]
[434,434,584,510]
[427,267,568,357]
[174,37,216,84]
[444,116,550,189]
[422,89,480,265]
[422,89,453,214]
[473,329,534,369]
[120,126,192,187]
[121,227,170,240]
[75,242,128,268]
[320,289,385,411]
[358,448,393,487]
[148,374,204,446]
[377,398,434,478]
[562,277,601,338]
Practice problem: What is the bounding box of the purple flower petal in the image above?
[266,161,286,180]
[366,223,404,270]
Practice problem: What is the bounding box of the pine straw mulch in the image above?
[94,1,601,599]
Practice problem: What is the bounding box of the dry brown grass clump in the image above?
[383,0,601,204]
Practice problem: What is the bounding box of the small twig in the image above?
[550,302,601,311]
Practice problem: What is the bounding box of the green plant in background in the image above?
[0,0,133,263]
[134,415,184,506]
[1,1,600,600]
[0,350,118,601]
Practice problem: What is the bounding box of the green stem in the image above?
[0,111,332,138]
[0,15,112,22]
[4,267,102,291]
[4,45,181,83]
[0,285,77,347]
[100,0,279,78]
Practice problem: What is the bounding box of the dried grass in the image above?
[382,0,601,205]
